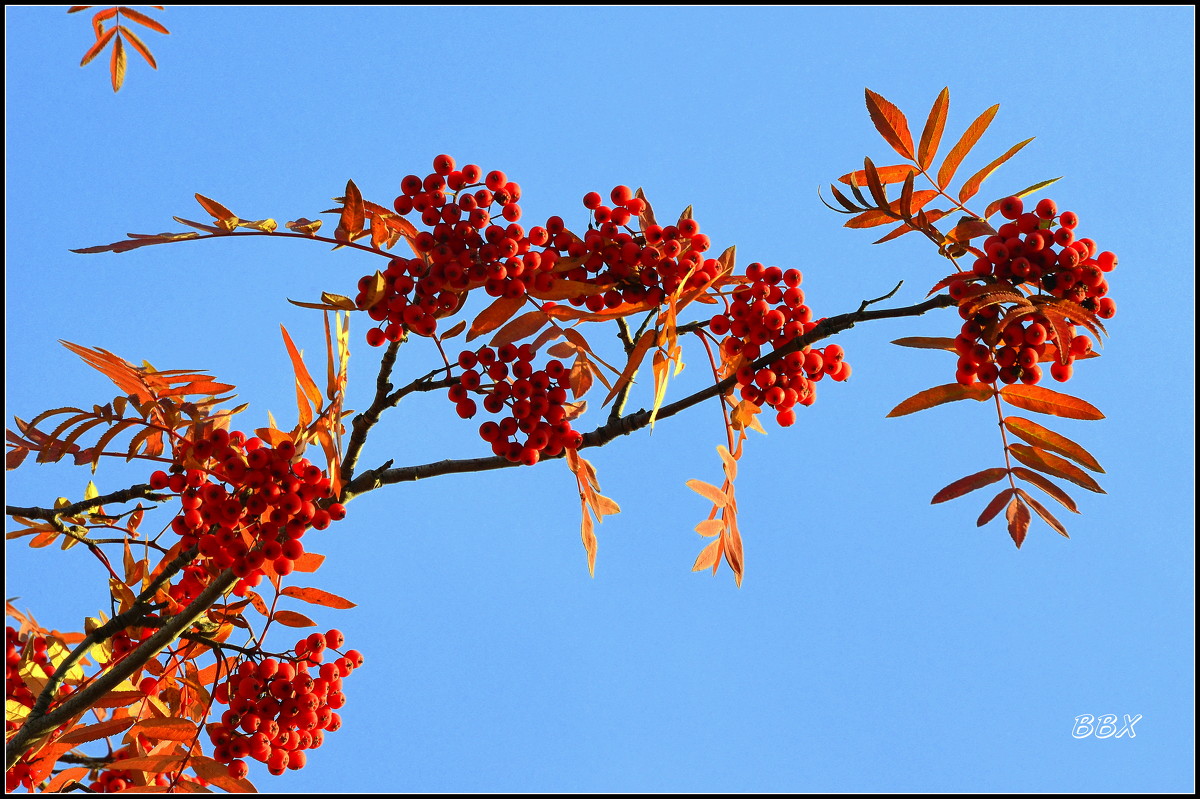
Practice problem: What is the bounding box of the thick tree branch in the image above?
[341,290,954,497]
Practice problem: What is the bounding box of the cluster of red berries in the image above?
[452,344,583,465]
[950,196,1117,386]
[709,263,850,425]
[149,429,346,604]
[363,155,559,346]
[361,160,726,348]
[559,185,716,310]
[208,631,362,779]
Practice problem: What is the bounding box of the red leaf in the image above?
[117,6,169,35]
[129,718,198,741]
[937,104,998,189]
[1010,467,1079,513]
[977,488,1016,527]
[117,24,156,69]
[79,25,117,66]
[57,716,137,745]
[958,138,1035,204]
[931,467,1009,504]
[886,383,993,417]
[271,609,317,628]
[917,88,950,169]
[488,310,549,347]
[838,164,918,186]
[844,190,938,229]
[864,89,915,160]
[466,295,525,342]
[1015,489,1070,538]
[1000,385,1104,421]
[1003,417,1103,472]
[891,337,958,351]
[1007,445,1105,494]
[337,179,365,241]
[1005,497,1030,547]
[291,551,325,573]
[109,31,126,92]
[602,329,655,406]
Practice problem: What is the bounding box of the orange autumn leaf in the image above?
[1000,385,1104,421]
[467,295,525,342]
[1005,496,1030,548]
[938,104,998,189]
[931,467,1009,504]
[886,383,993,417]
[280,585,357,609]
[917,87,950,169]
[864,88,915,160]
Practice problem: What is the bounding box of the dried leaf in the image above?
[692,537,722,571]
[686,479,727,508]
[195,194,237,231]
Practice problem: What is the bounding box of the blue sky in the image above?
[4,6,1195,792]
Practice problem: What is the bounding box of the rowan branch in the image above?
[340,290,955,497]
[5,563,236,770]
[6,485,169,523]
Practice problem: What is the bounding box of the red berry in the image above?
[609,185,633,206]
[1035,198,1057,219]
[999,196,1024,220]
